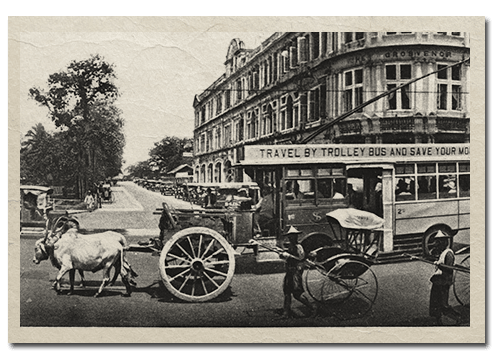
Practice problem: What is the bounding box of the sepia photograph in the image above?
[8,16,485,344]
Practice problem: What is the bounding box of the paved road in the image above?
[19,182,470,329]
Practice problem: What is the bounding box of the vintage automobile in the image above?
[20,185,81,231]
[181,182,261,209]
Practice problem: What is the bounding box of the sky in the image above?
[17,16,482,170]
[19,31,273,169]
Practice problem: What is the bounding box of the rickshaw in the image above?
[453,246,470,306]
[405,245,470,306]
[101,183,114,203]
[301,208,384,317]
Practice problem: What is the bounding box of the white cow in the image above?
[34,227,136,297]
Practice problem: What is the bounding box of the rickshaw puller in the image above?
[429,233,461,325]
[281,226,317,318]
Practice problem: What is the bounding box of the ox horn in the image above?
[35,238,47,254]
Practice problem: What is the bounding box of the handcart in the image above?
[301,208,385,318]
[405,245,470,306]
[452,246,470,306]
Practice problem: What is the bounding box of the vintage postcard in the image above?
[9,16,485,343]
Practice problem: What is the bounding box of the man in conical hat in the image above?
[281,225,317,318]
[429,231,460,325]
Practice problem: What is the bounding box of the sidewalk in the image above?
[76,182,200,235]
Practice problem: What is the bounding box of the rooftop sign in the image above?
[242,144,470,165]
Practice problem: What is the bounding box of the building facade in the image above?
[192,32,470,184]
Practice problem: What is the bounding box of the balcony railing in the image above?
[380,118,415,132]
[338,120,362,135]
[436,118,468,132]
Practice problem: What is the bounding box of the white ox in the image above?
[33,228,135,297]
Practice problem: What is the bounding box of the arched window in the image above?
[200,165,206,183]
[248,111,258,139]
[224,160,233,182]
[282,96,293,130]
[214,162,221,183]
[262,104,272,135]
[195,166,200,183]
[207,164,213,183]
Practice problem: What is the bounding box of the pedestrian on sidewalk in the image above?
[84,190,95,212]
[429,232,461,325]
[280,225,317,318]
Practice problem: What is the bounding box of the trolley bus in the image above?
[241,143,470,256]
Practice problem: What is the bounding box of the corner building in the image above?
[192,32,470,184]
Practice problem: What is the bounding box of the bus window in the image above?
[438,163,457,199]
[317,178,332,198]
[285,179,315,203]
[417,163,437,200]
[417,176,437,199]
[317,178,346,199]
[297,179,315,200]
[459,174,470,197]
[458,163,470,197]
[395,164,415,201]
[333,178,346,199]
[395,177,416,201]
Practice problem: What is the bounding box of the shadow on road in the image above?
[131,280,235,304]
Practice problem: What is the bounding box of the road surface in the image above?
[19,182,470,328]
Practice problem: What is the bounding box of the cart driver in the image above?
[203,188,217,208]
[253,186,274,237]
[280,226,318,318]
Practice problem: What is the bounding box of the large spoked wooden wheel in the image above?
[159,227,235,302]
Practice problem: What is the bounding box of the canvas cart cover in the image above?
[326,208,384,230]
[20,185,53,196]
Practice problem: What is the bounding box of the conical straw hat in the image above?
[284,225,302,235]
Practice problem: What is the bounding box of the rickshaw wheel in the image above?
[159,227,235,302]
[304,257,378,318]
[453,254,470,306]
[422,226,453,256]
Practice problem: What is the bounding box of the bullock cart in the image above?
[154,194,384,313]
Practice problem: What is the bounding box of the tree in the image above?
[20,123,53,184]
[148,136,192,177]
[126,161,154,179]
[126,136,193,179]
[29,54,118,129]
[28,55,123,198]
[21,124,82,194]
[86,102,125,181]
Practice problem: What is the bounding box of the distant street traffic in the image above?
[20,182,470,328]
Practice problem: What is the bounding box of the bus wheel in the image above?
[422,226,453,257]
